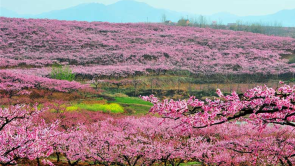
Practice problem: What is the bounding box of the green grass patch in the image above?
[109,97,153,115]
[113,97,153,106]
[74,103,124,113]
[126,104,153,115]
[180,162,202,166]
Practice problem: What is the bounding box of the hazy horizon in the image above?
[1,0,295,16]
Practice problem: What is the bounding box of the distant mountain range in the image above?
[210,9,295,27]
[1,0,295,27]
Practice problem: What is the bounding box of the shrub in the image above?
[50,65,75,81]
[288,56,295,64]
[124,107,137,114]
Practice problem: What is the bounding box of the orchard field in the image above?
[2,17,295,165]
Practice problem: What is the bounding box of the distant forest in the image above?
[164,15,295,38]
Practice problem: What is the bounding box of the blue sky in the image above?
[1,0,295,16]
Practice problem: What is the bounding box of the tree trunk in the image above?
[37,158,40,166]
[56,152,60,162]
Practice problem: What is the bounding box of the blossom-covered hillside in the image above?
[1,17,295,76]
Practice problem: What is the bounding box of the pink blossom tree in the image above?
[0,105,58,165]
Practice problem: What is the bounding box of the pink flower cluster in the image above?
[0,105,58,165]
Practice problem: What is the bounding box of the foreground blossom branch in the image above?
[142,83,295,128]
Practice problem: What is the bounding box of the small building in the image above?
[212,21,217,26]
[184,19,190,25]
[164,20,172,24]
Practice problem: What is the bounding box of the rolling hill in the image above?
[1,17,295,77]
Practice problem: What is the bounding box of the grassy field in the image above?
[62,96,153,115]
[110,97,154,115]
